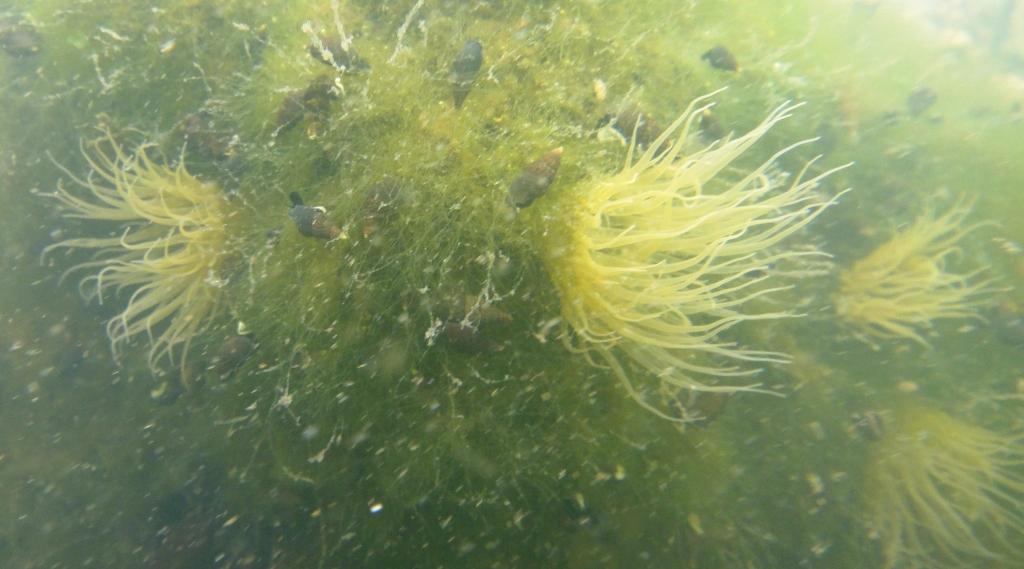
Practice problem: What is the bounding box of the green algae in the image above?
[2,1,1023,568]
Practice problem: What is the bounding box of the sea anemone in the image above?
[533,94,847,419]
[834,200,992,346]
[45,130,229,374]
[864,407,1024,568]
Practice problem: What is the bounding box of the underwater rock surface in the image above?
[1,1,1023,568]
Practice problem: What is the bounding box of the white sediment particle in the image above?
[308,448,326,463]
[302,425,320,440]
[687,513,704,536]
[330,0,352,52]
[806,472,825,495]
[90,54,113,92]
[425,318,443,345]
[275,390,293,408]
[192,62,213,93]
[214,415,253,426]
[282,466,314,484]
[97,26,130,42]
[532,318,561,343]
[613,464,626,481]
[302,21,338,69]
[993,237,1022,255]
[388,0,425,64]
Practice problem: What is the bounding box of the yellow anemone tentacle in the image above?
[835,200,994,346]
[865,407,1024,568]
[536,95,849,419]
[44,130,228,375]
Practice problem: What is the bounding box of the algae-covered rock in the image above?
[2,1,1023,568]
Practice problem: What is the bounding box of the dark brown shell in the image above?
[849,411,887,442]
[211,335,257,378]
[612,106,664,149]
[698,109,725,142]
[453,82,474,109]
[289,204,343,240]
[0,25,41,58]
[702,45,739,71]
[451,39,483,108]
[906,86,937,116]
[673,391,730,428]
[508,147,562,209]
[275,75,339,134]
[180,111,230,162]
[442,321,489,354]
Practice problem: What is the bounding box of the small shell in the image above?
[150,380,183,405]
[610,106,664,150]
[210,335,257,378]
[288,192,343,240]
[673,390,730,427]
[451,39,483,108]
[698,109,724,142]
[275,75,339,134]
[906,86,937,116]
[850,411,887,442]
[508,147,562,208]
[702,45,738,72]
[289,205,342,240]
[442,321,489,354]
[180,111,229,162]
[0,24,42,58]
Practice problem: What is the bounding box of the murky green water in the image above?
[2,1,1023,568]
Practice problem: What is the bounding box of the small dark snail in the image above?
[508,147,562,209]
[451,39,483,108]
[288,192,342,240]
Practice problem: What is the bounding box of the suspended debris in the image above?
[306,26,367,71]
[360,180,404,240]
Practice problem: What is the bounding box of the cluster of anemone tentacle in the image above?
[834,200,993,346]
[537,94,848,420]
[46,130,228,374]
[865,407,1024,568]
